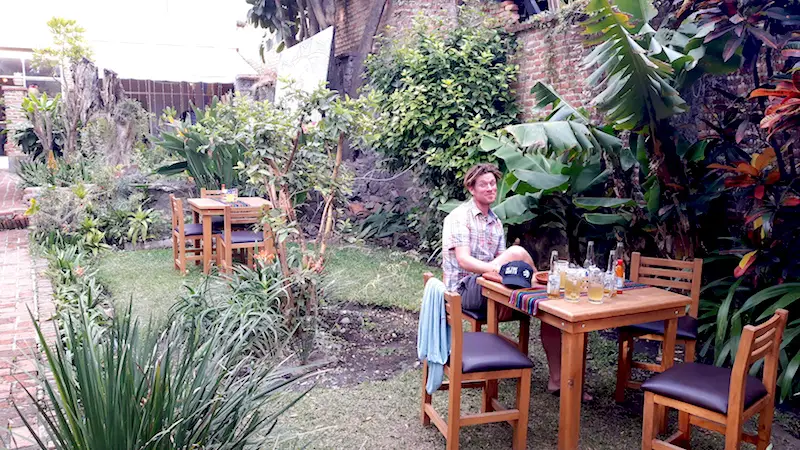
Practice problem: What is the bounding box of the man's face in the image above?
[468,173,497,205]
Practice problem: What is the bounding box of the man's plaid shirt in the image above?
[442,198,506,291]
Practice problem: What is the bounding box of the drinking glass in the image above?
[557,260,569,289]
[564,269,582,303]
[603,272,616,299]
[587,268,604,304]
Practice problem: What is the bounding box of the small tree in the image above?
[32,17,93,160]
[32,17,92,77]
[239,86,375,358]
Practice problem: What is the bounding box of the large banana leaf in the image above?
[581,0,688,131]
[494,194,538,225]
[530,82,589,123]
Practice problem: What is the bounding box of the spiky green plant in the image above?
[14,299,313,449]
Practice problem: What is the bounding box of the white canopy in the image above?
[0,0,262,82]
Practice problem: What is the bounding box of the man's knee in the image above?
[508,245,531,261]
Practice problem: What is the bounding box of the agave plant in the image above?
[15,299,313,449]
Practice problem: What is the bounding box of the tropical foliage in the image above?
[156,98,247,190]
[245,0,335,50]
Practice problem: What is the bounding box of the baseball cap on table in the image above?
[500,261,533,289]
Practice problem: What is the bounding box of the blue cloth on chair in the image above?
[417,278,450,394]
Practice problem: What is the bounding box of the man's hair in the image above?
[464,163,501,190]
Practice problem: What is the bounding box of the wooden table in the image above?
[186,197,272,274]
[478,277,691,450]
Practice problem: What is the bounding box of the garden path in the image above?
[0,169,55,449]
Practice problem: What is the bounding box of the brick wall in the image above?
[510,16,595,121]
[1,87,26,157]
[334,0,375,57]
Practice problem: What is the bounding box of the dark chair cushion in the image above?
[641,362,767,415]
[460,332,534,373]
[218,231,264,244]
[622,316,698,340]
[207,216,224,229]
[462,307,526,323]
[178,223,204,236]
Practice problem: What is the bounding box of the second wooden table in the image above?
[186,197,272,274]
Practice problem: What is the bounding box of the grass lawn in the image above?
[95,244,799,449]
[95,248,203,326]
[324,244,436,311]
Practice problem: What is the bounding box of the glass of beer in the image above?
[588,267,604,304]
[564,269,582,303]
[557,260,569,289]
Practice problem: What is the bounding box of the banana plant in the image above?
[582,0,690,191]
[156,98,245,190]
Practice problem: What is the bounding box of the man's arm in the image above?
[455,246,500,274]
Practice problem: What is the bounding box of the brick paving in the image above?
[0,170,54,449]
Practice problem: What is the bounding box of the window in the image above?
[0,56,63,91]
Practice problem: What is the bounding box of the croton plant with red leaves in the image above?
[708,146,800,278]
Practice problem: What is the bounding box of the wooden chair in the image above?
[640,309,788,450]
[214,205,275,273]
[615,252,703,402]
[199,185,237,200]
[420,273,533,450]
[170,195,204,274]
[200,185,238,228]
[465,272,531,355]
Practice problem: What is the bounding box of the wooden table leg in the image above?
[483,296,499,413]
[192,210,201,265]
[656,317,679,434]
[202,218,212,274]
[558,330,585,450]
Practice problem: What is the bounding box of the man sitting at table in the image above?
[442,163,591,400]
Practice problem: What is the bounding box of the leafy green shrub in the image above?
[365,6,519,210]
[12,124,65,159]
[16,298,312,449]
[126,206,160,244]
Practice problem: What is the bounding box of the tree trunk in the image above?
[346,0,389,97]
[307,0,329,30]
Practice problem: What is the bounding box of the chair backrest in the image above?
[222,205,275,252]
[630,252,704,317]
[423,272,464,374]
[728,309,788,416]
[200,185,237,200]
[169,194,185,232]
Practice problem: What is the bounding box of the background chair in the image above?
[214,205,275,273]
[420,273,533,450]
[640,309,788,450]
[615,252,703,402]
[200,185,238,228]
[170,195,204,273]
